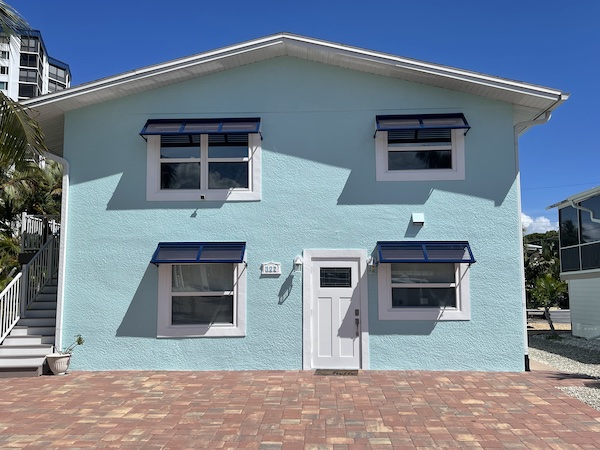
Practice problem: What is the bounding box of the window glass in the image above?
[20,37,38,52]
[19,54,37,67]
[579,196,600,244]
[388,150,451,170]
[208,162,248,189]
[0,66,8,74]
[0,51,8,59]
[172,296,233,325]
[160,163,200,189]
[208,146,248,158]
[560,247,580,272]
[0,81,6,90]
[581,242,600,271]
[19,69,37,82]
[172,264,233,292]
[392,287,456,308]
[391,263,455,284]
[320,268,352,288]
[559,206,579,247]
[18,83,36,98]
[160,146,200,158]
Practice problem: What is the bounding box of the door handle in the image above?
[355,318,360,337]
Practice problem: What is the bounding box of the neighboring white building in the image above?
[0,29,70,101]
[549,186,600,339]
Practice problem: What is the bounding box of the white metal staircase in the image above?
[0,215,60,377]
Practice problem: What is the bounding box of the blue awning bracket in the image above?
[374,113,470,138]
[151,242,246,266]
[140,118,262,141]
[376,241,475,265]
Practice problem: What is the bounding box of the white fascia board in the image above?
[284,34,566,101]
[547,186,600,210]
[22,38,286,110]
[23,33,568,113]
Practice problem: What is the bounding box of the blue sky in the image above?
[11,0,598,233]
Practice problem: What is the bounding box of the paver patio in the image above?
[0,369,598,449]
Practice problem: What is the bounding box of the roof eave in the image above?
[23,33,567,111]
[547,186,600,210]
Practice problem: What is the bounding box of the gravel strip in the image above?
[529,333,600,411]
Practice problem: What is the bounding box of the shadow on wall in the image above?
[103,123,514,211]
[116,265,158,338]
[369,318,438,336]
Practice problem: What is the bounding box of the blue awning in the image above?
[151,242,246,265]
[140,118,261,138]
[376,241,475,264]
[375,113,470,138]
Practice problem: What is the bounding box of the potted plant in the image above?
[46,334,84,375]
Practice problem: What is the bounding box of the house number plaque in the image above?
[261,262,281,275]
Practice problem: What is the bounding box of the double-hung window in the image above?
[153,242,247,337]
[374,113,469,181]
[376,241,474,320]
[142,118,261,201]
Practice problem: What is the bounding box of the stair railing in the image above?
[0,273,22,344]
[20,236,56,317]
[20,213,60,253]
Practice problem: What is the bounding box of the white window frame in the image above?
[375,129,465,181]
[377,262,470,320]
[146,133,261,201]
[157,262,247,337]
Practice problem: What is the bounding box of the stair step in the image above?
[17,317,56,327]
[1,334,50,346]
[2,330,44,346]
[0,355,46,368]
[0,367,42,378]
[24,309,56,318]
[28,301,57,310]
[0,344,53,356]
[10,326,55,336]
[40,286,57,294]
[34,292,56,303]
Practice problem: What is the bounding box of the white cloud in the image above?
[521,213,558,235]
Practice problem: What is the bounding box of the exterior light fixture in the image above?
[367,256,377,273]
[293,256,303,272]
[411,212,425,226]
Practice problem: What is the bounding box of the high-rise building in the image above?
[0,29,70,101]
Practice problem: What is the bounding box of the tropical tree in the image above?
[530,273,568,336]
[0,1,48,171]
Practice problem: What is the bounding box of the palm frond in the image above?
[0,1,30,34]
[0,92,48,170]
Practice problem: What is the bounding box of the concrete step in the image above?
[39,285,57,294]
[16,317,56,327]
[34,293,57,302]
[1,334,48,346]
[10,326,55,337]
[0,366,42,378]
[0,355,46,368]
[24,309,56,318]
[2,330,44,346]
[0,344,53,357]
[28,301,57,310]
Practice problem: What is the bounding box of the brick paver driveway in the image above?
[0,369,598,449]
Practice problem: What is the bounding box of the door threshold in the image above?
[314,369,358,376]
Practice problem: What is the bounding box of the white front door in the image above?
[303,250,367,370]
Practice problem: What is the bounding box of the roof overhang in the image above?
[547,186,600,210]
[22,33,569,157]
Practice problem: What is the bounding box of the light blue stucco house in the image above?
[23,34,568,372]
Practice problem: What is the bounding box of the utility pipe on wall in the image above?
[514,110,553,372]
[43,152,70,353]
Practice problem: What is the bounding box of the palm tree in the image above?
[531,273,568,337]
[0,1,48,171]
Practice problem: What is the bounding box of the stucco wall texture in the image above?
[60,57,524,371]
